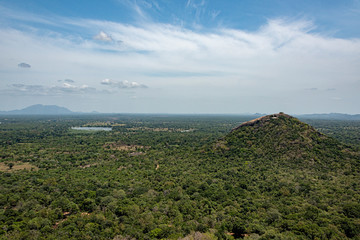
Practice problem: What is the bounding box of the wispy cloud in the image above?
[3,83,103,96]
[186,0,206,9]
[0,5,61,27]
[1,17,359,90]
[210,10,221,20]
[117,0,151,22]
[2,16,359,81]
[101,79,148,89]
[58,79,75,83]
[185,0,207,27]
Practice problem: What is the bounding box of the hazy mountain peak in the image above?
[0,104,73,115]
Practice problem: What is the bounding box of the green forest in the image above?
[0,113,359,240]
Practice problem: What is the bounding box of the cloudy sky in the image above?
[0,0,359,114]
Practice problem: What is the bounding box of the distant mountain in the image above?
[0,104,74,115]
[298,113,360,120]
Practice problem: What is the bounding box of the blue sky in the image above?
[0,0,360,114]
[2,0,360,36]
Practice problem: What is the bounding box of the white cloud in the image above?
[93,31,113,42]
[101,79,148,88]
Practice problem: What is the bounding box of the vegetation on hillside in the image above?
[0,114,359,239]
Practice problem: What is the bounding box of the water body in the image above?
[71,127,112,131]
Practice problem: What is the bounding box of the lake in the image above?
[71,127,112,131]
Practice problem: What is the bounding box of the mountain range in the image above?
[0,105,360,119]
[298,113,360,120]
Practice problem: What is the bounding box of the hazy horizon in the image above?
[1,103,360,116]
[1,1,360,114]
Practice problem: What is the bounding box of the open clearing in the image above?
[0,162,38,172]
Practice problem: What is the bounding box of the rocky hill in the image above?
[208,113,360,238]
[216,112,358,171]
